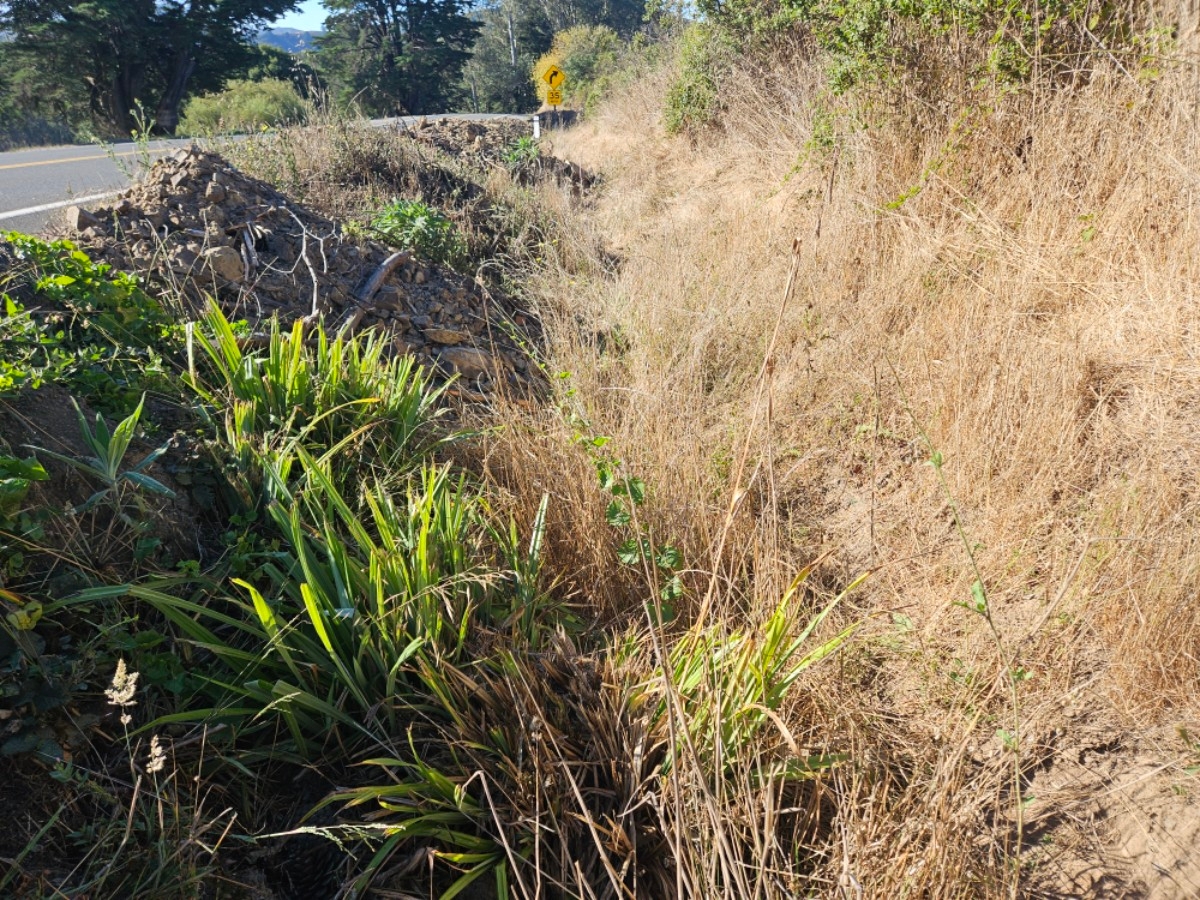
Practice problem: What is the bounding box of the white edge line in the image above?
[0,191,122,223]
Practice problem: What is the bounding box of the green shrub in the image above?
[0,233,175,416]
[693,0,1141,94]
[664,24,734,135]
[179,78,306,136]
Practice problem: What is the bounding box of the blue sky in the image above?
[270,0,327,31]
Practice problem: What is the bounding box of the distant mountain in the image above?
[257,28,323,53]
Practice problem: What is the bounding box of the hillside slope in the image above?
[532,42,1200,898]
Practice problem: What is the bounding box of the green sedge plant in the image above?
[29,394,175,518]
[185,304,451,502]
[321,561,865,898]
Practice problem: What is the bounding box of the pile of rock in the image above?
[65,146,539,395]
[400,117,595,194]
[404,116,530,162]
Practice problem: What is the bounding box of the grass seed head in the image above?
[146,734,167,774]
[105,657,140,720]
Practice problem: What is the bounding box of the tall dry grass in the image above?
[188,38,1200,888]
[473,26,1200,896]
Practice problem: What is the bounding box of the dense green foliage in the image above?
[0,63,76,152]
[309,0,647,115]
[694,0,1140,93]
[0,235,186,773]
[179,78,308,135]
[0,234,175,414]
[370,199,468,269]
[663,23,734,133]
[314,0,482,115]
[0,0,303,136]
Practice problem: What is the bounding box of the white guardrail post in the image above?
[532,114,540,139]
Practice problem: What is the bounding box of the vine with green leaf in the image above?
[1,233,177,416]
[557,371,685,617]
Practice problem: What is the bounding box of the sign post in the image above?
[541,64,567,125]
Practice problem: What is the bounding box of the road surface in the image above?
[0,139,185,234]
[0,114,532,235]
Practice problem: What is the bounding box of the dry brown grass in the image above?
[464,30,1200,897]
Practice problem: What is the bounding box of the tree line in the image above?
[0,0,648,142]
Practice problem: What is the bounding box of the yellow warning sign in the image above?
[542,65,566,89]
[546,88,563,106]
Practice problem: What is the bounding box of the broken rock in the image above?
[440,347,495,380]
[57,147,543,401]
[202,246,243,283]
[65,206,101,232]
[424,328,470,345]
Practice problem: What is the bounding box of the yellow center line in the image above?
[0,148,168,172]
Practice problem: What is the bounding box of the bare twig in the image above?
[338,250,412,334]
[281,206,328,325]
[357,250,412,305]
[239,227,255,284]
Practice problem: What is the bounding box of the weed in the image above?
[502,135,541,169]
[98,100,157,181]
[30,661,233,896]
[897,383,1027,898]
[20,16,1196,892]
[369,198,467,269]
[1,233,177,416]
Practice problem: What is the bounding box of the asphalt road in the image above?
[0,114,532,235]
[0,139,186,234]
